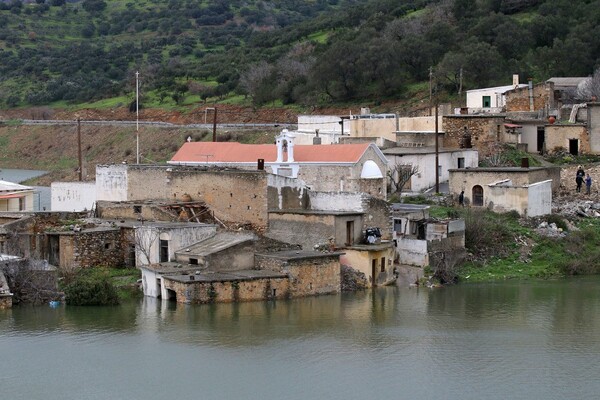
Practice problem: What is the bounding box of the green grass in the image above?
[307,30,329,44]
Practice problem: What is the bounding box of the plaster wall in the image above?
[397,116,442,132]
[397,238,428,266]
[386,150,478,193]
[96,164,128,201]
[341,247,395,287]
[349,117,397,142]
[51,182,96,212]
[545,125,589,154]
[588,103,600,153]
[135,225,217,265]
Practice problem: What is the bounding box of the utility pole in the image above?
[429,66,433,116]
[77,118,82,181]
[435,103,439,194]
[458,67,463,97]
[206,107,217,142]
[136,71,140,164]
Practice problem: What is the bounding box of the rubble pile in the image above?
[552,198,600,218]
[535,221,566,238]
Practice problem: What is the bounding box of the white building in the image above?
[0,180,35,212]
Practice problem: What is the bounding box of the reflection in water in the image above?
[1,278,600,400]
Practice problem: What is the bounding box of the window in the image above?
[380,257,386,273]
[18,197,25,211]
[159,239,169,262]
[472,185,484,206]
[393,219,402,234]
[133,205,142,214]
[458,157,465,169]
[482,95,491,108]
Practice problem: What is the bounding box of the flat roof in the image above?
[256,250,344,261]
[448,166,557,172]
[268,210,363,216]
[383,147,477,155]
[165,269,288,283]
[391,203,430,212]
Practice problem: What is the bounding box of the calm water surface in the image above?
[2,278,600,400]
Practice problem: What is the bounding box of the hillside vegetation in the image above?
[1,0,600,112]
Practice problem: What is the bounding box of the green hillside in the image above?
[0,0,599,110]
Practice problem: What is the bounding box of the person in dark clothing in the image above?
[458,190,465,206]
[576,166,585,192]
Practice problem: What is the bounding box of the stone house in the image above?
[442,115,510,158]
[266,190,395,287]
[449,167,557,217]
[168,129,388,199]
[391,204,466,269]
[0,180,35,212]
[97,164,271,229]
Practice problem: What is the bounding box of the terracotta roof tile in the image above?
[170,142,372,164]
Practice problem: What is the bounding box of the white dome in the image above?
[360,160,383,179]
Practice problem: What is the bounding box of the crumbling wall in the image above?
[442,115,506,157]
[505,83,552,112]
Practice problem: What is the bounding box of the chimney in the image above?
[513,74,519,87]
[313,129,321,145]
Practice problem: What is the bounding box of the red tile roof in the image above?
[169,142,373,164]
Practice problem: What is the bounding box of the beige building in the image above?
[449,167,555,217]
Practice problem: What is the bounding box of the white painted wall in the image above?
[297,115,349,135]
[527,180,552,217]
[486,180,551,217]
[51,182,96,211]
[135,224,217,266]
[96,164,128,201]
[308,192,364,212]
[397,238,428,266]
[466,85,527,108]
[140,267,161,298]
[387,150,479,193]
[397,116,443,132]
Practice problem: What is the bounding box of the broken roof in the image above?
[175,232,255,257]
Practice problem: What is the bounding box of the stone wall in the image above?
[96,201,178,222]
[442,115,506,157]
[361,196,392,240]
[267,212,337,249]
[164,276,290,304]
[122,166,270,229]
[545,125,589,154]
[505,83,553,112]
[255,253,341,297]
[267,174,309,211]
[56,228,127,269]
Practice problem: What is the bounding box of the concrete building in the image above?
[391,204,466,269]
[0,180,35,212]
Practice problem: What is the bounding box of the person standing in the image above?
[458,190,465,207]
[586,173,592,195]
[576,165,585,193]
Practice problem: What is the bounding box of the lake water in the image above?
[2,278,600,400]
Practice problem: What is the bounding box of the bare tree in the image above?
[387,164,419,196]
[576,69,600,101]
[239,61,274,105]
[134,226,160,266]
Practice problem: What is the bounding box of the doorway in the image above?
[472,185,484,206]
[537,127,545,153]
[569,139,579,156]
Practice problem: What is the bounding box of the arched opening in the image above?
[472,185,484,206]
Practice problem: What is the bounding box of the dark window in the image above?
[346,220,354,246]
[19,197,25,211]
[473,185,484,206]
[482,96,491,108]
[380,257,386,273]
[458,157,465,169]
[190,258,198,265]
[159,240,169,262]
[393,219,402,233]
[133,205,142,214]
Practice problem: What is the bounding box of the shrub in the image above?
[64,276,120,306]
